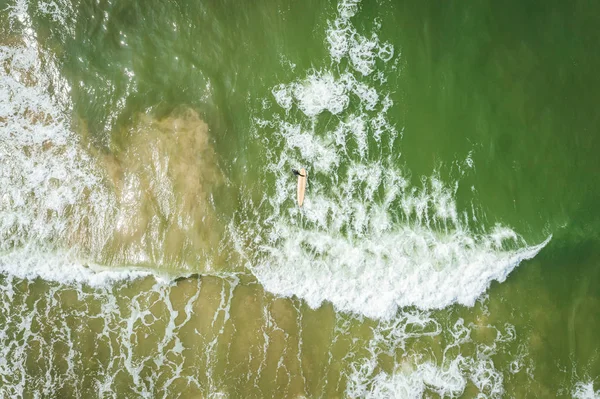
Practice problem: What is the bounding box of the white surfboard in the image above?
[297,168,307,207]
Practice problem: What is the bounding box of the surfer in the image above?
[292,168,306,177]
[294,168,308,207]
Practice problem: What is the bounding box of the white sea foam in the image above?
[291,73,349,116]
[0,260,239,397]
[326,0,394,76]
[255,227,550,319]
[0,7,114,255]
[347,359,467,398]
[341,313,517,398]
[272,84,293,111]
[573,381,600,399]
[0,247,160,287]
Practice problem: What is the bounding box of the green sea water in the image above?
[0,0,599,397]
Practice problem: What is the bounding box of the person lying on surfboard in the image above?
[292,169,306,177]
[293,168,308,207]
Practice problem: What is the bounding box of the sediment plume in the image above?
[97,108,224,269]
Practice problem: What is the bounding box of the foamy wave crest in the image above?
[0,248,160,287]
[255,228,550,319]
[246,0,550,320]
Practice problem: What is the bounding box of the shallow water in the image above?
[0,0,599,397]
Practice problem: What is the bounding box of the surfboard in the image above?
[297,168,307,207]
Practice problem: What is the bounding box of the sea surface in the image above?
[0,0,599,397]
